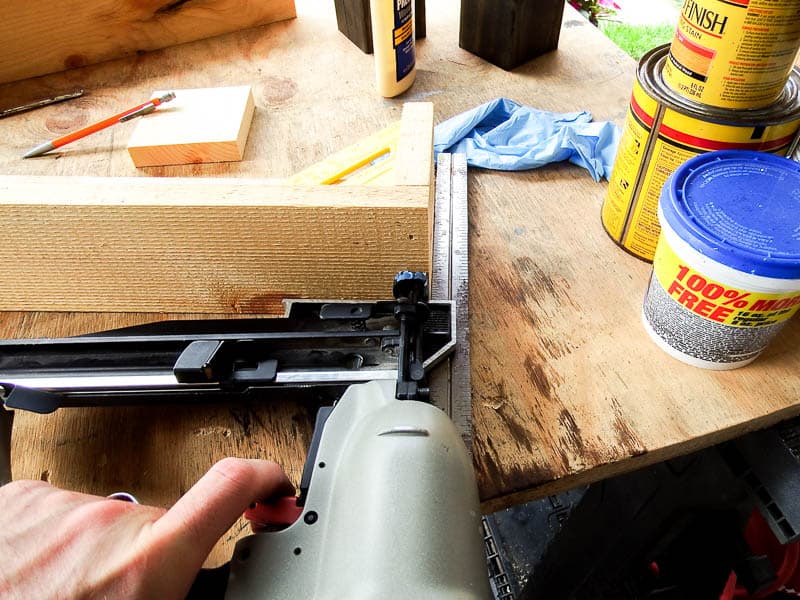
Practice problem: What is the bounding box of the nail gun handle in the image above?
[297,405,334,506]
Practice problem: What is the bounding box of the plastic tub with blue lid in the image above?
[642,150,800,369]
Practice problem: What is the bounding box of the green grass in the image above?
[600,22,675,60]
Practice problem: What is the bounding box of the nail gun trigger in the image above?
[245,496,303,532]
[297,405,334,507]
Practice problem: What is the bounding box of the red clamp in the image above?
[245,496,303,531]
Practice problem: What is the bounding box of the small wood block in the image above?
[459,0,565,70]
[334,0,426,54]
[127,86,255,168]
[334,0,373,53]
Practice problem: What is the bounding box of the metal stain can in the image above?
[642,151,800,369]
[663,0,800,109]
[601,45,800,262]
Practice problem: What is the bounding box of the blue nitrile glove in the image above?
[433,98,621,181]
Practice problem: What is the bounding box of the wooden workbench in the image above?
[2,0,799,565]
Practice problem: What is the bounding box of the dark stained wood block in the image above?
[415,0,426,40]
[459,0,565,70]
[334,0,426,54]
[334,0,373,53]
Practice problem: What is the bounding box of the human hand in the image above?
[0,458,293,599]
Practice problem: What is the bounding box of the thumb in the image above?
[152,458,294,564]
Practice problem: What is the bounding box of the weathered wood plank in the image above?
[0,0,297,85]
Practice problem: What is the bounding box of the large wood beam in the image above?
[0,103,434,313]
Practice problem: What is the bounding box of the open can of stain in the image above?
[642,150,800,369]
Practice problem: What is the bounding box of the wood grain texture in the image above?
[393,101,436,250]
[1,1,800,565]
[334,0,373,53]
[0,0,297,85]
[0,177,430,312]
[127,86,256,167]
[459,0,566,70]
[393,101,433,187]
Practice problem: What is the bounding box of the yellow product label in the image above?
[659,105,800,150]
[602,96,650,240]
[602,79,664,256]
[620,139,692,260]
[621,105,800,259]
[393,18,413,46]
[609,79,702,260]
[654,238,800,327]
[665,0,800,108]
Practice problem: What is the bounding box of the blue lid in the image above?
[660,150,800,279]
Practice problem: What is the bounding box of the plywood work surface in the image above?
[1,0,799,567]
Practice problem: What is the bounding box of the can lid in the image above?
[661,150,800,279]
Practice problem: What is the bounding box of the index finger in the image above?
[152,458,294,563]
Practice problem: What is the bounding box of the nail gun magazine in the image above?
[0,272,491,599]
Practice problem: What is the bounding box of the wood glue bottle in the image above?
[369,0,416,97]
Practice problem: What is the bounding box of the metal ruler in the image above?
[430,153,472,452]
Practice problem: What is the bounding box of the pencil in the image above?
[22,92,176,159]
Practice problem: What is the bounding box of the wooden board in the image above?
[0,0,297,85]
[2,1,800,565]
[127,86,256,167]
[0,178,430,313]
